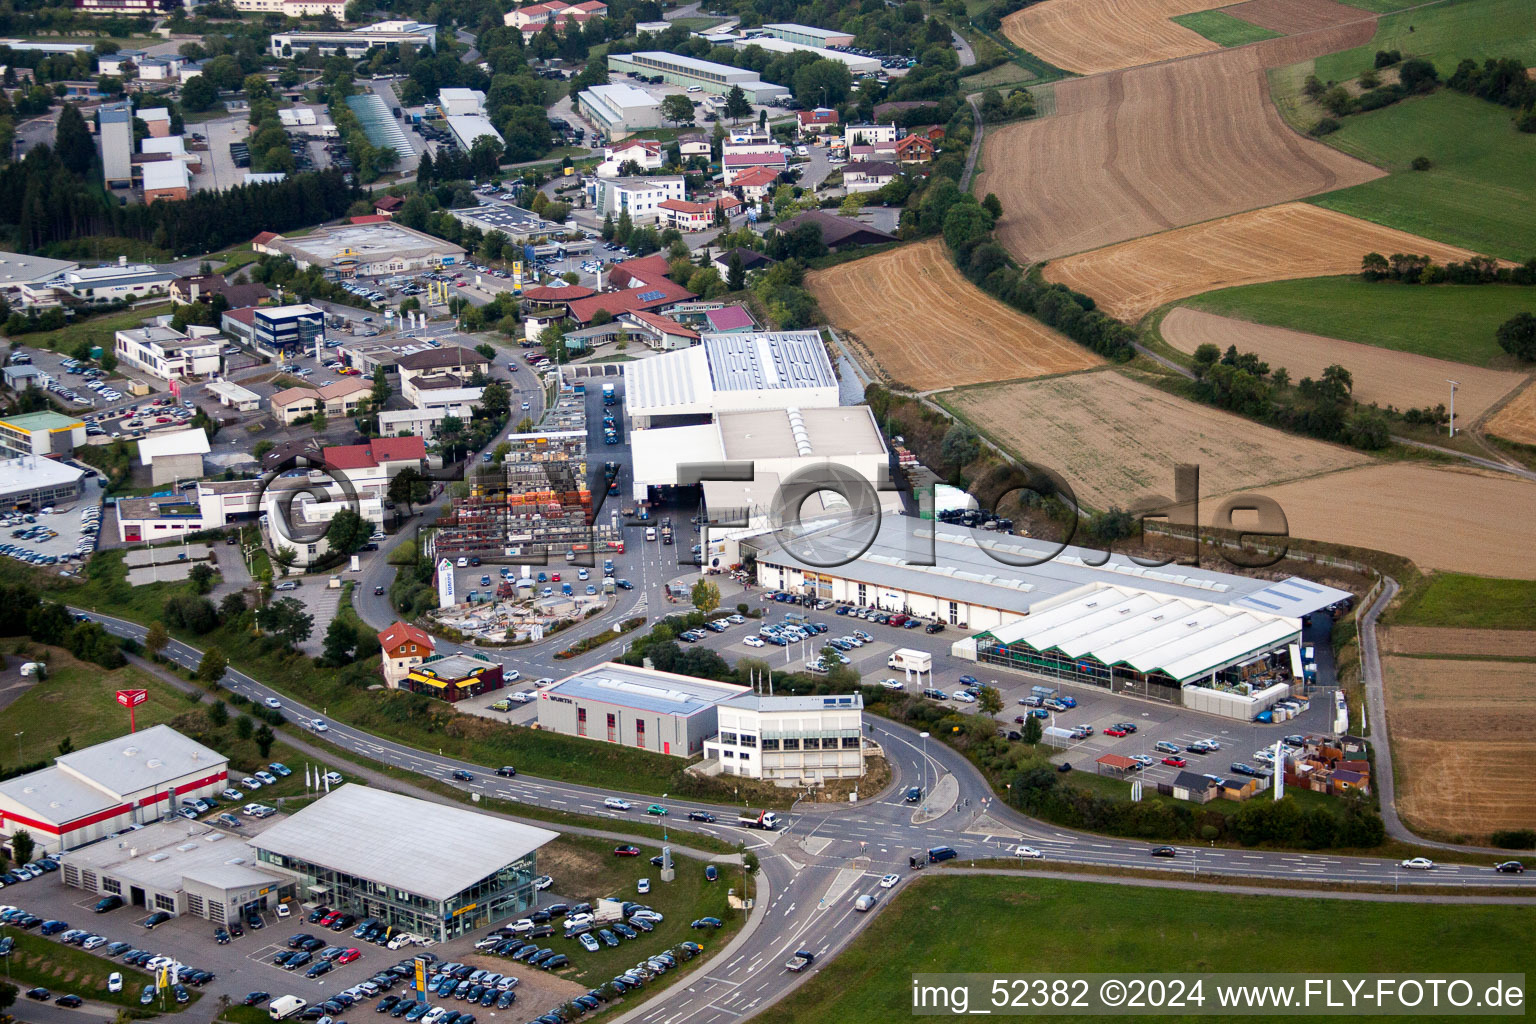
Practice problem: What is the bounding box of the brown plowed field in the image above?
[946,370,1371,510]
[1485,379,1536,445]
[1223,0,1364,35]
[806,240,1102,392]
[977,25,1382,262]
[1044,204,1482,321]
[1384,656,1536,836]
[1000,0,1219,76]
[1380,627,1536,658]
[1161,308,1528,417]
[1217,463,1536,579]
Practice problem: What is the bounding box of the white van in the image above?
[645,527,657,542]
[685,85,702,93]
[270,996,308,1020]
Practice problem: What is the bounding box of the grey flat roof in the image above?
[722,692,863,713]
[0,250,77,285]
[717,406,883,460]
[62,822,283,893]
[617,50,760,81]
[754,517,1350,620]
[249,785,557,902]
[414,653,497,680]
[546,663,748,718]
[0,766,118,825]
[0,456,84,494]
[703,332,836,392]
[56,725,227,799]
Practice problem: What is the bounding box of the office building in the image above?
[703,693,866,784]
[536,663,749,757]
[605,51,789,104]
[114,323,221,380]
[0,456,87,510]
[252,304,326,355]
[0,412,86,459]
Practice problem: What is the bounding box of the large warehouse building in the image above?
[250,785,557,940]
[735,36,879,74]
[577,83,663,139]
[537,663,748,757]
[751,517,1349,721]
[0,456,87,511]
[0,726,229,854]
[606,51,789,104]
[261,222,466,279]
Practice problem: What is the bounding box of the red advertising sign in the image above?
[116,689,148,708]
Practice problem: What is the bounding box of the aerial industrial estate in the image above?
[0,0,1531,1019]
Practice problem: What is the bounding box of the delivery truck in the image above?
[887,648,932,674]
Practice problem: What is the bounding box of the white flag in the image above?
[323,770,331,793]
[305,764,312,790]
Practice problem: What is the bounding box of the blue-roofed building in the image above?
[536,663,748,757]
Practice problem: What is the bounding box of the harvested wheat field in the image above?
[1221,0,1364,35]
[1045,204,1482,322]
[807,240,1101,392]
[1000,0,1219,75]
[1221,463,1536,578]
[1384,656,1536,836]
[977,26,1381,262]
[1161,308,1527,417]
[1485,379,1536,445]
[1380,626,1536,658]
[946,370,1370,510]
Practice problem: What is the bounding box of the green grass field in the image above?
[1312,0,1536,84]
[1307,91,1536,260]
[10,303,173,354]
[1170,9,1282,46]
[0,654,188,766]
[1333,0,1423,10]
[961,61,1039,93]
[1178,277,1534,365]
[1392,572,1536,629]
[753,876,1535,1024]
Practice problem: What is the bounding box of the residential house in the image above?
[844,122,897,144]
[842,160,898,193]
[777,209,898,250]
[585,176,685,225]
[169,274,269,308]
[709,248,775,278]
[729,165,780,202]
[722,151,785,185]
[269,380,372,426]
[395,346,491,403]
[677,133,710,158]
[893,134,935,164]
[503,0,608,37]
[796,107,838,138]
[657,194,740,231]
[322,436,428,503]
[378,621,434,688]
[373,195,405,217]
[702,304,757,333]
[599,139,663,177]
[622,310,698,351]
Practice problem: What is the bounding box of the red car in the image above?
[319,912,342,927]
[614,845,641,857]
[336,948,361,964]
[1161,756,1187,768]
[1103,728,1128,738]
[1013,715,1026,724]
[552,573,561,582]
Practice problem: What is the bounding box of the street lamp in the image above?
[919,731,930,810]
[1446,379,1459,437]
[12,732,20,766]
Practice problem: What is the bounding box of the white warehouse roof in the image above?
[249,785,557,902]
[137,427,211,464]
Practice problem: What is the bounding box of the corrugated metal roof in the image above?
[543,663,747,717]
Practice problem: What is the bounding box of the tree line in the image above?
[1309,51,1536,136]
[1361,251,1536,286]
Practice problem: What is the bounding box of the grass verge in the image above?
[751,874,1534,1024]
[4,929,191,1014]
[0,650,188,765]
[13,303,173,355]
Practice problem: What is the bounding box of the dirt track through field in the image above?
[1384,656,1536,835]
[1161,308,1528,417]
[1001,0,1220,75]
[1218,463,1536,579]
[947,369,1370,510]
[1485,379,1536,445]
[806,240,1102,392]
[977,25,1382,262]
[1222,0,1364,34]
[1044,204,1483,321]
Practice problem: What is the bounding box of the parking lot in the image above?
[686,596,1338,787]
[0,482,105,574]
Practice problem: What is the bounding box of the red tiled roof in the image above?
[379,621,434,653]
[223,306,258,325]
[374,195,405,211]
[730,167,780,188]
[566,278,695,324]
[628,310,697,338]
[350,214,390,224]
[797,109,838,125]
[252,231,279,245]
[723,152,785,167]
[324,436,427,470]
[608,254,673,289]
[523,284,594,301]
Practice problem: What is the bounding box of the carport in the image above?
[1095,753,1138,777]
